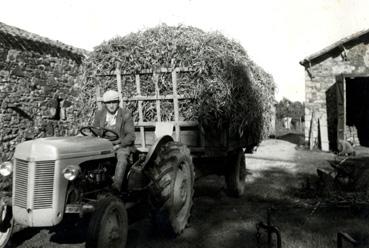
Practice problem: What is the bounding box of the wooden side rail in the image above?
[93,67,196,77]
[134,121,198,128]
[110,95,193,102]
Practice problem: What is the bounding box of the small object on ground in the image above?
[337,232,358,248]
[338,139,356,157]
[256,208,282,248]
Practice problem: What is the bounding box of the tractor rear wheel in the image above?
[149,141,195,236]
[225,148,246,197]
[86,196,128,248]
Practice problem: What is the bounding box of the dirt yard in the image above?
[8,138,369,248]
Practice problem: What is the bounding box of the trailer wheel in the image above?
[149,142,195,235]
[86,196,128,248]
[0,204,13,248]
[225,148,246,197]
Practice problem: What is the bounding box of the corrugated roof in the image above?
[300,28,369,66]
[0,21,88,61]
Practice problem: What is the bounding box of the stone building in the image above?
[0,22,87,162]
[300,29,369,151]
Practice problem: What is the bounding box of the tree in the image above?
[276,98,304,120]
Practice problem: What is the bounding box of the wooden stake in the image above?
[96,85,102,111]
[172,69,180,141]
[153,72,161,122]
[135,74,145,148]
[115,62,124,109]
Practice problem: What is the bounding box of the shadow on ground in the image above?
[9,168,369,248]
[125,166,369,248]
[10,138,369,248]
[276,133,304,145]
[7,227,42,247]
[244,161,369,248]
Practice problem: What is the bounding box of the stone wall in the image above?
[304,42,369,151]
[0,47,84,162]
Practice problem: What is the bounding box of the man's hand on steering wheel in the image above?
[79,126,120,142]
[113,144,121,151]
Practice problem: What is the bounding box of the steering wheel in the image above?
[79,126,119,142]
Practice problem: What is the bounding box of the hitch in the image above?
[337,232,358,248]
[256,208,282,248]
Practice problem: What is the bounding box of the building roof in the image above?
[0,21,88,62]
[300,28,369,66]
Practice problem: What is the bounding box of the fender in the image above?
[142,135,174,169]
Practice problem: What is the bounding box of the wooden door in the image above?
[336,75,346,142]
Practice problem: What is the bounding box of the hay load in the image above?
[81,24,275,149]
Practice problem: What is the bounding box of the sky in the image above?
[2,0,369,102]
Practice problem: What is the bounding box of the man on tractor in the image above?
[93,89,135,192]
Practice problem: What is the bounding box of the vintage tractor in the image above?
[0,125,195,248]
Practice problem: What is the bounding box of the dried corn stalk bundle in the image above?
[81,24,275,147]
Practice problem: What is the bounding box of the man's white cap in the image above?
[103,90,119,102]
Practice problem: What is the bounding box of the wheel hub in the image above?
[173,164,189,212]
[109,227,120,240]
[105,210,122,244]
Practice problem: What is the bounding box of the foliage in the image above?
[276,98,304,120]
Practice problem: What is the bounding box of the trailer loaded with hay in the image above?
[81,25,275,196]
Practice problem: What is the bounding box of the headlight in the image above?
[63,165,80,181]
[0,161,13,176]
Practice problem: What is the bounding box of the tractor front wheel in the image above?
[149,141,195,236]
[225,148,247,197]
[0,203,13,248]
[86,196,128,248]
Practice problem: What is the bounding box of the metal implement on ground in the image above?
[256,208,282,248]
[317,155,369,202]
[337,232,358,248]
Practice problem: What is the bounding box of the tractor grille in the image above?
[14,159,55,210]
[14,159,28,208]
[33,161,55,209]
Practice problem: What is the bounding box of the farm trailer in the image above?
[95,65,248,197]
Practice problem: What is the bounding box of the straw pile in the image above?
[80,24,275,148]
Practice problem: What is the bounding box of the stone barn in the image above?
[300,29,369,151]
[0,22,87,162]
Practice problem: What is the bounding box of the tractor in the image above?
[0,125,195,247]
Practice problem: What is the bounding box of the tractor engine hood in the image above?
[14,136,114,161]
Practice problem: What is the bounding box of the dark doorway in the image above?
[346,77,369,146]
[326,75,345,151]
[326,83,338,150]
